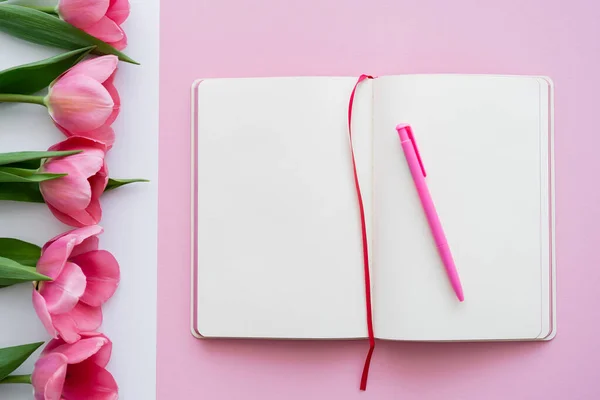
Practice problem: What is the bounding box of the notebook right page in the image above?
[372,75,552,341]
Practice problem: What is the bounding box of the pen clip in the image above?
[405,125,427,177]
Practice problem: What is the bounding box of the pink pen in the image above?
[396,124,464,302]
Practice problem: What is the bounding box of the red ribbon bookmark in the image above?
[347,74,375,391]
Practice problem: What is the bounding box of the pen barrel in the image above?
[402,139,464,301]
[437,242,463,300]
[401,141,447,246]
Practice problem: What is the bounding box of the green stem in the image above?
[0,94,46,106]
[0,374,31,385]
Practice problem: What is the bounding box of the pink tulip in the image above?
[32,225,120,343]
[39,136,109,227]
[57,0,130,50]
[46,55,120,148]
[32,332,118,400]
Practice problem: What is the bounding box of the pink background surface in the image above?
[158,0,599,398]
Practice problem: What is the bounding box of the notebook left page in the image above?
[192,77,373,339]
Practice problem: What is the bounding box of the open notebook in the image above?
[191,74,555,344]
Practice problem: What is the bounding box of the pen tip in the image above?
[396,123,409,131]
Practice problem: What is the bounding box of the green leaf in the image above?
[0,167,65,183]
[0,182,44,203]
[0,150,80,166]
[0,176,149,204]
[3,159,41,170]
[0,256,50,288]
[0,46,94,95]
[0,5,139,64]
[105,178,149,192]
[0,342,44,381]
[0,239,41,267]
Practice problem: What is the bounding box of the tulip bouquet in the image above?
[0,0,140,397]
[0,227,120,398]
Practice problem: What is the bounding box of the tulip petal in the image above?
[85,16,124,42]
[62,360,118,400]
[47,209,84,228]
[40,170,92,216]
[103,72,120,126]
[47,204,100,228]
[107,0,130,25]
[49,136,108,154]
[64,55,118,84]
[59,124,116,149]
[51,336,109,365]
[41,337,65,358]
[37,240,74,281]
[52,303,103,344]
[71,250,120,307]
[109,32,128,51]
[88,335,112,368]
[58,0,110,28]
[48,75,114,133]
[90,125,116,149]
[32,353,68,400]
[38,226,104,278]
[46,332,112,368]
[90,163,109,202]
[44,148,106,179]
[32,289,58,338]
[51,224,103,247]
[62,199,104,227]
[79,198,103,225]
[40,147,106,218]
[71,236,100,257]
[39,262,86,314]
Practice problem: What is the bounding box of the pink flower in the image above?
[57,0,130,50]
[32,226,120,343]
[39,137,108,227]
[46,55,120,148]
[32,332,118,400]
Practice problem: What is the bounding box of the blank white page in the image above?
[193,77,373,339]
[372,75,552,341]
